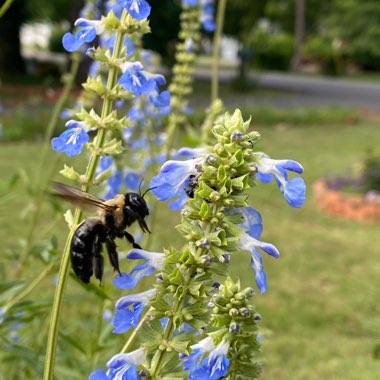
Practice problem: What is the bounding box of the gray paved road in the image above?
[195,69,380,110]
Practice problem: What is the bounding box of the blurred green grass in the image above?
[1,120,380,379]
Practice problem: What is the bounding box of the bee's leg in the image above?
[93,226,106,283]
[122,231,142,249]
[105,237,121,275]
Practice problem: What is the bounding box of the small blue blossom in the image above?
[125,171,141,191]
[201,2,216,32]
[90,348,145,380]
[237,207,280,294]
[119,0,151,20]
[112,289,157,333]
[182,336,214,369]
[150,157,203,209]
[128,107,145,121]
[119,62,165,96]
[182,0,198,5]
[103,309,113,322]
[98,156,113,172]
[51,120,90,157]
[149,90,170,108]
[174,147,207,160]
[113,248,164,289]
[254,153,306,208]
[62,18,104,52]
[104,169,123,199]
[186,339,230,380]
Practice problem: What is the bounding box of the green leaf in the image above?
[102,139,124,155]
[170,331,194,353]
[94,166,113,185]
[59,165,81,181]
[140,319,163,350]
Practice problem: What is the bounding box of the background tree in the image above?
[0,0,81,77]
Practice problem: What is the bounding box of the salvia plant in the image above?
[0,0,306,379]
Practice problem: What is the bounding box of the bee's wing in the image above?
[51,182,111,212]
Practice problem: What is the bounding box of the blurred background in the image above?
[0,1,380,379]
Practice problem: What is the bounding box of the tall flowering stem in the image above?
[211,0,226,103]
[43,10,132,380]
[147,110,262,377]
[165,3,201,154]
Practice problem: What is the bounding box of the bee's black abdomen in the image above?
[70,218,105,283]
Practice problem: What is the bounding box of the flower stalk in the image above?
[165,4,202,154]
[211,0,227,103]
[43,11,130,380]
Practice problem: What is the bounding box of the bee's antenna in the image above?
[138,178,144,196]
[142,186,157,198]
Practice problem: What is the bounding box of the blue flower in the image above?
[237,207,280,293]
[254,153,306,208]
[201,2,216,32]
[62,18,104,52]
[150,157,203,209]
[182,336,214,369]
[119,62,165,96]
[182,0,198,6]
[103,169,123,199]
[125,171,141,191]
[149,90,171,108]
[90,348,145,380]
[128,107,144,121]
[51,120,90,156]
[112,289,157,333]
[174,147,206,160]
[119,0,151,20]
[89,369,111,380]
[185,339,230,380]
[113,248,164,289]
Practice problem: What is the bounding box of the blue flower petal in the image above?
[183,348,202,370]
[121,0,151,20]
[125,172,141,191]
[284,177,306,208]
[51,127,89,156]
[62,27,97,52]
[277,160,304,174]
[240,207,263,239]
[150,90,171,108]
[250,253,267,294]
[168,189,189,210]
[256,172,273,184]
[89,369,110,380]
[112,308,135,333]
[254,241,280,258]
[150,175,180,201]
[128,107,144,121]
[113,263,155,289]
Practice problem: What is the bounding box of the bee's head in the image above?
[125,193,149,217]
[124,192,150,232]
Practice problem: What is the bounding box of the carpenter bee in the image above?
[52,181,153,284]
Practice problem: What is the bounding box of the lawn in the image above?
[0,118,379,379]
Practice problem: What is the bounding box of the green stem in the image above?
[2,261,55,314]
[0,0,14,18]
[211,0,227,103]
[43,12,128,380]
[149,224,213,377]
